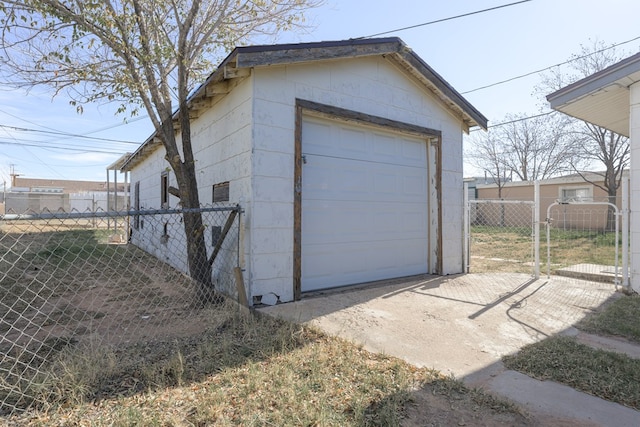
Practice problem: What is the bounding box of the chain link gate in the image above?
[464,199,539,276]
[463,179,630,291]
[545,201,627,287]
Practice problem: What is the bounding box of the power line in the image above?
[469,111,555,132]
[462,35,640,95]
[0,124,141,144]
[0,140,125,154]
[0,107,149,145]
[356,0,533,39]
[0,134,135,151]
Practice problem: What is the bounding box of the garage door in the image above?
[301,115,429,292]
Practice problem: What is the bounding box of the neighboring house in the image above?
[6,177,127,214]
[121,37,487,304]
[547,53,640,292]
[474,171,628,230]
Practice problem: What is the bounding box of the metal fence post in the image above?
[463,182,469,273]
[534,181,540,279]
[622,176,630,290]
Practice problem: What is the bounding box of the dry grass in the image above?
[6,303,524,426]
[470,226,618,274]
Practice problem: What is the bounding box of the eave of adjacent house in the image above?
[121,37,487,171]
[547,51,640,137]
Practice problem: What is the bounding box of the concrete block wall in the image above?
[249,56,466,302]
[439,120,465,274]
[129,78,254,294]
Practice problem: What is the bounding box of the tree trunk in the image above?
[179,169,220,304]
[161,114,221,305]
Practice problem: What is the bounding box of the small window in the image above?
[161,172,169,208]
[560,186,592,203]
[213,181,230,203]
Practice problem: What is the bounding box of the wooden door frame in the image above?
[293,98,442,300]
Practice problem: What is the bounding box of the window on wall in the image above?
[161,172,169,209]
[213,181,230,203]
[560,186,592,203]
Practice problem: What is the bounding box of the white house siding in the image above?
[630,82,640,292]
[250,57,466,302]
[129,77,254,295]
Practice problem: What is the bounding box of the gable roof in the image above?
[547,51,640,137]
[122,37,487,171]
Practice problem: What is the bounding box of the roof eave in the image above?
[122,38,488,171]
[547,51,640,109]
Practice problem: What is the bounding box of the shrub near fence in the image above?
[0,205,239,415]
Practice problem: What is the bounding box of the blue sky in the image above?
[2,0,640,185]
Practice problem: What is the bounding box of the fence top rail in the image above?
[0,205,240,221]
[469,199,535,205]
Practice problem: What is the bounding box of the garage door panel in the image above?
[301,115,430,292]
[303,199,427,245]
[303,117,427,168]
[303,155,427,203]
[302,239,429,289]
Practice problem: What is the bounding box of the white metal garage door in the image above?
[301,115,429,292]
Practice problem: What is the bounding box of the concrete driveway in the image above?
[261,273,615,378]
[260,273,640,425]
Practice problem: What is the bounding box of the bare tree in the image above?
[466,131,510,198]
[539,39,630,229]
[497,112,577,181]
[466,111,578,192]
[0,0,320,302]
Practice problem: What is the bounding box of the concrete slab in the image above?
[260,273,627,423]
[555,263,628,284]
[261,273,616,377]
[486,370,640,427]
[562,326,640,359]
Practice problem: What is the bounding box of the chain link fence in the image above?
[466,199,536,275]
[546,202,623,286]
[0,205,240,416]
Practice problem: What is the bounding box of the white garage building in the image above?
[122,38,487,304]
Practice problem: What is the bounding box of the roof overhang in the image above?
[547,51,640,137]
[122,37,488,171]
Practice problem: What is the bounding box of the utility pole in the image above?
[9,164,21,187]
